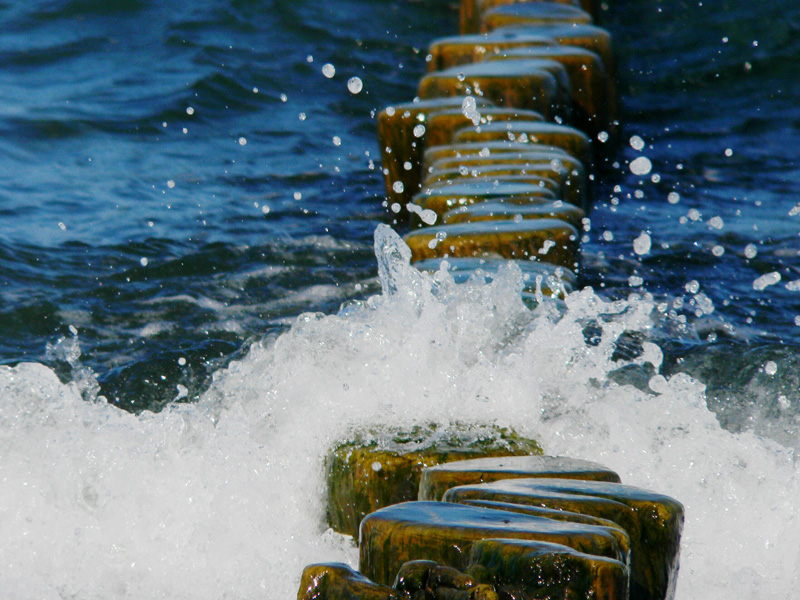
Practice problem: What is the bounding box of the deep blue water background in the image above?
[1,0,799,429]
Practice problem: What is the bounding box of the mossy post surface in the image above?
[298,563,400,600]
[468,538,628,600]
[442,200,585,229]
[443,478,684,600]
[403,219,579,269]
[419,455,621,501]
[325,424,542,538]
[480,2,594,33]
[424,107,545,148]
[359,501,628,587]
[418,61,565,122]
[413,179,559,217]
[378,97,495,208]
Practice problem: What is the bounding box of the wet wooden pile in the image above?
[297,1,685,599]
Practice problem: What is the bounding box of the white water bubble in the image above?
[390,203,402,213]
[280,93,288,102]
[597,131,609,143]
[629,156,652,175]
[293,192,302,200]
[786,280,800,291]
[186,106,195,115]
[371,461,382,472]
[629,135,645,150]
[708,216,724,229]
[253,87,259,94]
[413,124,426,138]
[261,205,270,215]
[602,231,614,241]
[629,275,643,287]
[724,148,733,157]
[322,63,335,78]
[347,77,363,94]
[712,245,725,257]
[764,361,778,376]
[306,54,314,62]
[178,357,187,366]
[633,232,652,255]
[789,203,800,216]
[685,280,700,294]
[688,209,702,221]
[403,161,412,171]
[167,180,176,189]
[140,257,148,267]
[461,96,481,125]
[238,137,247,146]
[58,221,67,230]
[392,181,404,193]
[667,191,680,204]
[298,113,306,121]
[753,272,781,291]
[332,136,341,146]
[744,244,758,259]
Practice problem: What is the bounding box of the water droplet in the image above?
[708,216,724,229]
[764,361,777,375]
[140,257,148,267]
[667,192,680,204]
[293,192,302,200]
[392,181,404,193]
[629,135,645,150]
[178,357,187,366]
[753,272,781,291]
[167,180,176,189]
[629,156,652,175]
[347,77,363,94]
[238,137,247,146]
[322,63,335,78]
[186,106,195,115]
[685,280,700,294]
[597,131,609,143]
[633,232,651,255]
[332,136,341,146]
[712,245,725,257]
[744,244,758,259]
[280,93,288,102]
[413,124,426,138]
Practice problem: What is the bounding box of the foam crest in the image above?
[0,227,797,599]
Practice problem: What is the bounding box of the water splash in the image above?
[0,226,798,599]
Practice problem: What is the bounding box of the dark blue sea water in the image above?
[1,0,798,420]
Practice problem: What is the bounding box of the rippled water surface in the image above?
[1,0,800,598]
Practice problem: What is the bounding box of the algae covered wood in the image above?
[298,563,400,600]
[459,0,588,35]
[493,24,615,77]
[403,219,579,269]
[413,179,558,217]
[486,45,616,140]
[359,501,628,587]
[418,61,565,122]
[468,539,628,600]
[442,199,585,229]
[424,167,563,198]
[378,97,495,208]
[419,455,621,501]
[424,107,545,147]
[452,121,591,168]
[481,2,594,33]
[443,478,684,600]
[427,32,556,72]
[325,424,541,538]
[422,144,587,207]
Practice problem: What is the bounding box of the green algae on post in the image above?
[443,478,684,600]
[419,455,621,501]
[403,219,580,270]
[325,424,541,537]
[359,501,627,586]
[481,2,594,33]
[378,97,495,208]
[418,61,566,122]
[468,539,628,600]
[442,200,585,229]
[298,563,400,600]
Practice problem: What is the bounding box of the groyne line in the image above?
[297,1,685,599]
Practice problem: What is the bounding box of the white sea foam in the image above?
[0,225,798,599]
